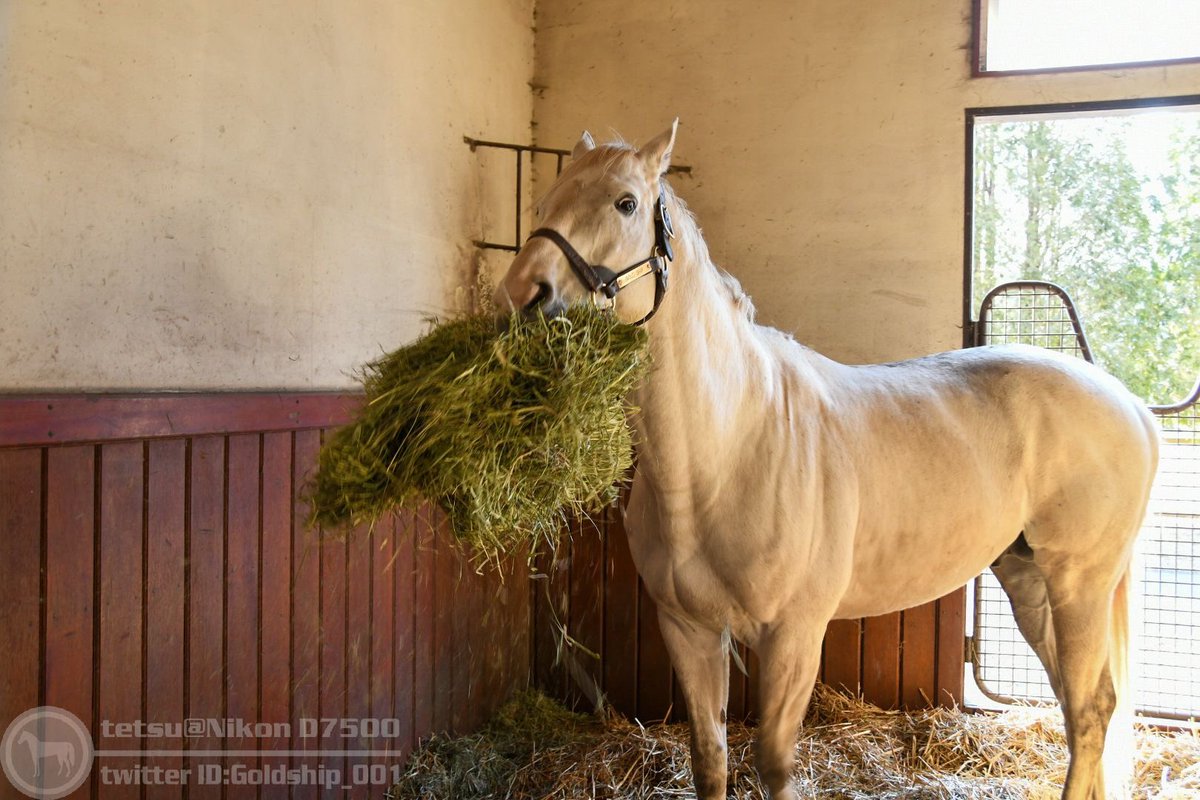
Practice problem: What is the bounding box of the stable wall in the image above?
[530,0,1200,364]
[0,0,533,390]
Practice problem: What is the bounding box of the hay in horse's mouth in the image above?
[388,684,1200,799]
[306,305,650,563]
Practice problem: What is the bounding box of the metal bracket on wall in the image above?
[465,135,692,253]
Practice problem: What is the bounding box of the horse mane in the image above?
[660,180,758,324]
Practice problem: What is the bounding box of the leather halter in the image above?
[526,191,676,326]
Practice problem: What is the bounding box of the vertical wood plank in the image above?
[431,515,455,734]
[188,435,225,800]
[290,430,321,800]
[411,507,435,745]
[448,539,471,734]
[727,642,749,723]
[0,449,43,742]
[44,446,95,772]
[935,587,967,706]
[900,602,938,710]
[226,434,260,800]
[602,509,638,718]
[345,524,372,800]
[389,512,415,760]
[319,531,347,799]
[823,619,862,696]
[862,612,901,710]
[369,514,399,767]
[568,517,605,713]
[98,442,144,800]
[636,581,673,722]
[260,432,293,800]
[145,440,186,800]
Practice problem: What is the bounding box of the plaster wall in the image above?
[1,0,534,389]
[531,0,1200,363]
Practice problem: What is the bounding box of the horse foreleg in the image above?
[657,609,729,800]
[754,621,825,800]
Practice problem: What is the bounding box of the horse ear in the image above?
[572,130,596,160]
[639,119,678,178]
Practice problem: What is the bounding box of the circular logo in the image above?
[1,707,94,799]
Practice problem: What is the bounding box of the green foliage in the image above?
[973,115,1200,404]
[307,306,650,563]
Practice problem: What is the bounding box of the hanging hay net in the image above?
[389,684,1200,799]
[307,305,650,562]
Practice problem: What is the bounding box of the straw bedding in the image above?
[307,306,650,561]
[389,684,1200,799]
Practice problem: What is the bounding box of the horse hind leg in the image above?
[991,534,1066,705]
[1024,525,1137,800]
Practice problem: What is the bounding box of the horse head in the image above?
[494,120,678,325]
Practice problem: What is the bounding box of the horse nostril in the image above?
[524,281,553,314]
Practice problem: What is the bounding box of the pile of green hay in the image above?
[308,305,650,560]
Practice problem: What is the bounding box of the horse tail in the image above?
[1102,562,1135,799]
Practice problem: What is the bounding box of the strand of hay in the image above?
[388,684,1200,799]
[307,306,649,562]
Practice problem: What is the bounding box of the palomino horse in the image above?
[495,122,1158,800]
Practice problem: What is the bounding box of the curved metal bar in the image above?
[1148,377,1200,416]
[976,279,1096,363]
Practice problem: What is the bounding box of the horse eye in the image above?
[615,195,638,216]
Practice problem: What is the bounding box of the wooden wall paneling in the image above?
[449,540,472,734]
[635,581,673,723]
[259,432,293,800]
[318,529,347,800]
[144,440,186,800]
[935,588,967,706]
[97,442,144,800]
[601,508,638,718]
[822,619,862,696]
[188,435,226,800]
[567,517,605,712]
[0,449,42,756]
[290,430,321,800]
[863,612,901,710]
[369,514,400,767]
[430,512,455,734]
[43,444,95,799]
[900,602,938,710]
[388,512,415,759]
[411,508,435,743]
[532,538,570,702]
[345,523,372,800]
[226,434,261,800]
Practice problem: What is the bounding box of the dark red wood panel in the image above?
[0,449,42,739]
[863,612,901,709]
[389,513,415,758]
[568,518,605,712]
[636,581,673,722]
[226,434,260,800]
[97,442,144,800]
[602,510,638,717]
[411,508,435,742]
[431,518,456,734]
[319,531,347,799]
[145,440,186,800]
[0,393,360,448]
[188,435,226,800]
[291,430,321,800]
[935,587,967,706]
[369,515,400,768]
[901,602,938,709]
[44,446,95,760]
[823,619,862,696]
[346,525,372,800]
[260,432,292,800]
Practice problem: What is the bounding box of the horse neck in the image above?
[633,212,764,490]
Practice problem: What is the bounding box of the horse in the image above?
[494,121,1159,800]
[16,730,76,778]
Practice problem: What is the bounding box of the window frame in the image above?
[972,0,1200,77]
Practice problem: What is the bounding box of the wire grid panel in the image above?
[973,281,1200,718]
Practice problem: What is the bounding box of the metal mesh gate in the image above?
[971,281,1200,718]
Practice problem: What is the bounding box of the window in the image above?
[978,0,1200,73]
[964,98,1200,718]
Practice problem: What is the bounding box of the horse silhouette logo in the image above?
[1,707,93,799]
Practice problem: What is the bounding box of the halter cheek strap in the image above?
[526,192,675,326]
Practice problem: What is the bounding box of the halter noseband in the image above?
[526,192,676,326]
